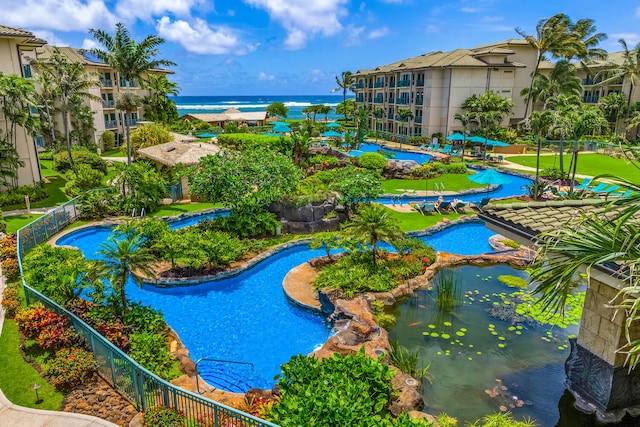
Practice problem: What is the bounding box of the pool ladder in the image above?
[195,357,255,393]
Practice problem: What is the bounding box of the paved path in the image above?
[0,267,119,427]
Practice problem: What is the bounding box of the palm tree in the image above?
[333,71,356,122]
[598,93,627,135]
[595,39,640,131]
[454,110,479,158]
[516,14,581,117]
[396,108,414,150]
[97,235,157,320]
[319,105,333,122]
[87,23,176,166]
[520,60,582,110]
[371,106,385,141]
[33,48,100,176]
[521,110,554,198]
[570,18,608,65]
[142,74,180,124]
[342,204,403,265]
[33,71,58,148]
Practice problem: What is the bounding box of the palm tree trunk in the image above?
[534,136,542,198]
[524,57,542,118]
[63,110,78,176]
[559,137,564,175]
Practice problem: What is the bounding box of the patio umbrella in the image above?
[446,133,466,141]
[262,132,280,136]
[325,122,341,128]
[270,121,289,126]
[272,124,292,133]
[485,139,510,147]
[468,168,511,193]
[321,130,343,138]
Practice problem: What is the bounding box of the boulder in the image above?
[383,160,421,179]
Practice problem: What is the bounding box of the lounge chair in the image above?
[611,189,634,198]
[418,144,428,150]
[416,202,436,215]
[425,141,436,150]
[573,178,593,191]
[452,201,468,213]
[586,183,610,194]
[435,201,452,214]
[600,185,620,195]
[496,155,504,163]
[439,144,453,154]
[476,197,492,209]
[450,147,462,157]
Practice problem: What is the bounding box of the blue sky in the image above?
[2,0,639,96]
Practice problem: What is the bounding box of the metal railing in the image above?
[16,196,279,427]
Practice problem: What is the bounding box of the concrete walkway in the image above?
[0,267,119,427]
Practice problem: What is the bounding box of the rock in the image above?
[245,388,273,403]
[383,160,421,179]
[180,358,197,377]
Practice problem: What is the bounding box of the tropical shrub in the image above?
[442,163,468,174]
[45,347,98,390]
[541,167,566,181]
[123,302,166,334]
[64,164,105,196]
[142,405,185,427]
[130,123,172,157]
[308,154,339,166]
[216,133,285,152]
[14,303,76,350]
[198,210,280,239]
[0,183,48,207]
[101,130,115,151]
[111,161,168,213]
[129,331,179,380]
[329,167,383,207]
[0,234,19,280]
[78,189,120,219]
[357,152,388,171]
[53,150,107,174]
[1,281,22,317]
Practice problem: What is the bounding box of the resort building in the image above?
[180,108,268,128]
[354,39,538,138]
[25,45,172,148]
[0,25,45,187]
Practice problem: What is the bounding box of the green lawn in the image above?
[382,205,470,233]
[382,174,484,195]
[101,148,127,157]
[506,153,640,183]
[39,160,58,178]
[3,214,43,234]
[0,320,64,410]
[3,177,70,211]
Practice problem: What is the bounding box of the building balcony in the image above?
[102,100,115,108]
[367,98,372,103]
[415,98,423,105]
[104,120,118,129]
[374,96,384,104]
[100,78,113,87]
[416,80,424,87]
[355,82,365,89]
[387,113,395,120]
[23,65,33,78]
[388,98,395,104]
[415,116,422,124]
[119,78,138,88]
[124,118,138,126]
[368,83,373,88]
[583,95,600,104]
[397,80,411,87]
[374,81,385,88]
[396,99,410,105]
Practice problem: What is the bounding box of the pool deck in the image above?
[282,263,322,312]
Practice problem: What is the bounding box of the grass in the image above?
[101,148,127,157]
[2,177,71,212]
[382,205,469,233]
[3,214,44,234]
[39,160,58,178]
[151,202,226,217]
[0,319,64,410]
[506,152,640,183]
[382,174,484,195]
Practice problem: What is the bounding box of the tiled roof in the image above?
[478,198,618,238]
[34,45,106,66]
[0,25,34,38]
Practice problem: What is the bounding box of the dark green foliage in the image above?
[129,331,179,380]
[216,133,291,154]
[434,269,463,312]
[79,189,120,219]
[266,101,288,119]
[389,340,432,384]
[101,130,115,151]
[358,152,388,171]
[197,210,280,239]
[0,183,48,207]
[53,150,107,175]
[271,348,401,427]
[111,161,167,214]
[113,217,170,246]
[541,167,567,180]
[329,167,383,206]
[142,406,186,427]
[64,164,105,196]
[308,154,339,166]
[123,302,165,334]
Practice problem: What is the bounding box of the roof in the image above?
[355,40,529,76]
[0,25,46,46]
[181,108,267,123]
[34,45,106,66]
[137,141,220,167]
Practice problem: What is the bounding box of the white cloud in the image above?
[344,25,365,46]
[243,0,348,50]
[80,38,101,50]
[461,7,479,13]
[115,0,204,22]
[368,27,389,40]
[610,32,640,46]
[156,17,258,55]
[0,0,118,31]
[32,29,69,46]
[258,72,275,81]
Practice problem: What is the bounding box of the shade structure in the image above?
[321,130,343,138]
[446,133,467,141]
[272,124,292,133]
[196,133,217,138]
[484,139,510,147]
[270,121,289,126]
[468,168,511,193]
[325,122,341,128]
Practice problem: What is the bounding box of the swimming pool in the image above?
[349,142,434,164]
[56,220,495,392]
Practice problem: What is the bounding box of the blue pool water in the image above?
[349,142,434,164]
[167,210,229,229]
[56,219,494,391]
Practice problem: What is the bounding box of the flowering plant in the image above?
[45,347,97,390]
[142,405,186,427]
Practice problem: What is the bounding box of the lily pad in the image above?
[444,321,452,327]
[498,343,505,348]
[430,332,439,338]
[428,324,436,329]
[460,328,467,332]
[441,333,451,339]
[456,331,465,337]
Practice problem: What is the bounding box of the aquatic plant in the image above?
[389,339,432,385]
[434,269,463,312]
[370,300,397,330]
[498,275,528,289]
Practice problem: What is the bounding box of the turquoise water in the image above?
[56,219,493,391]
[349,142,434,164]
[388,265,579,426]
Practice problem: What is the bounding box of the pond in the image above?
[388,264,582,426]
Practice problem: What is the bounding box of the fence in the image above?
[16,196,279,427]
[166,182,184,203]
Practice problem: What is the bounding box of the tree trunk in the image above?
[559,137,564,176]
[524,56,542,118]
[534,136,542,198]
[63,110,78,176]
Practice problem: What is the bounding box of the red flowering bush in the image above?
[94,322,130,351]
[14,303,76,350]
[0,234,19,280]
[142,405,186,427]
[45,347,97,390]
[1,281,23,317]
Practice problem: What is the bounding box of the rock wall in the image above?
[270,199,342,234]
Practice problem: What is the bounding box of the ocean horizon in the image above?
[173,94,352,121]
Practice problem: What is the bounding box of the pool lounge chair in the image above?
[435,201,452,214]
[476,197,492,209]
[611,189,634,198]
[586,183,611,194]
[450,147,462,157]
[438,144,453,154]
[416,202,436,215]
[573,178,593,191]
[418,143,428,150]
[452,201,468,213]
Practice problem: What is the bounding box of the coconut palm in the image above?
[396,108,414,150]
[595,39,640,130]
[33,71,58,148]
[87,23,176,166]
[333,71,356,122]
[342,204,403,265]
[516,14,582,117]
[598,93,627,135]
[319,104,333,122]
[33,48,101,176]
[520,60,582,110]
[142,74,180,124]
[371,106,385,141]
[97,235,157,320]
[521,110,555,197]
[454,110,479,158]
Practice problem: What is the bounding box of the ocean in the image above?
[173,95,350,121]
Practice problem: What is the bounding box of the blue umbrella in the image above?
[485,139,510,147]
[325,122,341,128]
[321,130,343,138]
[446,133,466,141]
[468,168,511,193]
[262,132,280,136]
[271,121,289,126]
[272,124,292,133]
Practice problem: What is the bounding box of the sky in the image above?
[2,0,640,96]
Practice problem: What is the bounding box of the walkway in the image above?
[0,268,119,427]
